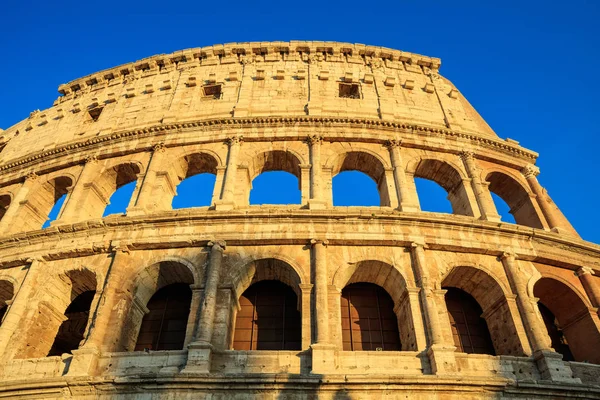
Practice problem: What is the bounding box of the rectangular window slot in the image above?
[203,84,222,99]
[339,83,360,99]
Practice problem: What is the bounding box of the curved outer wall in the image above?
[0,41,597,399]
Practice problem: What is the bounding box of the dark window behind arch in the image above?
[47,290,95,356]
[538,302,574,361]
[134,283,192,351]
[444,287,495,355]
[341,283,401,351]
[233,280,301,350]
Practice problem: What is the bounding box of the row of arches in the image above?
[0,149,544,231]
[5,257,598,366]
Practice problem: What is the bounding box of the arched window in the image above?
[341,283,401,351]
[41,176,72,228]
[486,172,543,228]
[172,152,218,209]
[43,192,67,228]
[0,194,11,223]
[248,151,302,206]
[173,173,216,209]
[134,283,192,351]
[490,192,516,223]
[103,180,136,216]
[233,280,301,351]
[250,171,300,205]
[533,276,600,364]
[537,302,574,361]
[444,288,495,355]
[412,159,474,216]
[414,177,453,213]
[47,290,95,356]
[333,171,380,206]
[331,151,391,207]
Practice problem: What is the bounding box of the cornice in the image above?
[0,116,537,175]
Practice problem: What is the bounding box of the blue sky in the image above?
[2,1,599,242]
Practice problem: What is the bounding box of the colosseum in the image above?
[0,41,598,399]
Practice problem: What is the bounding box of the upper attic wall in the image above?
[0,41,501,165]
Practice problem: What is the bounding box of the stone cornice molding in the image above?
[0,117,538,178]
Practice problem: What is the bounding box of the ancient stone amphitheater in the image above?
[0,41,598,399]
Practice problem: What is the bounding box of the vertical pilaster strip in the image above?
[195,240,226,345]
[299,283,314,350]
[0,258,41,358]
[459,151,501,221]
[500,252,551,353]
[410,242,443,346]
[0,173,39,234]
[386,139,416,211]
[128,143,167,215]
[576,267,600,311]
[217,137,242,208]
[58,156,97,224]
[311,239,329,344]
[307,135,326,209]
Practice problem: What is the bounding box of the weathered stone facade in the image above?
[0,41,598,399]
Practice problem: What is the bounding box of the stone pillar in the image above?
[501,253,580,383]
[0,173,43,234]
[215,136,242,210]
[0,258,41,357]
[521,165,578,235]
[307,135,326,209]
[185,285,204,347]
[459,151,501,222]
[577,267,600,310]
[385,139,419,212]
[299,164,311,207]
[212,166,227,205]
[299,283,313,350]
[57,157,98,224]
[410,242,456,374]
[310,239,336,374]
[127,143,173,216]
[184,240,226,374]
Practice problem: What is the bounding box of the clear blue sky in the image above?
[2,1,599,243]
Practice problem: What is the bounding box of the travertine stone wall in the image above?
[0,42,597,399]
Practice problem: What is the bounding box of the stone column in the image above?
[0,173,42,234]
[215,136,242,210]
[127,143,172,216]
[521,165,577,235]
[500,253,579,382]
[459,151,501,222]
[307,135,326,209]
[410,242,456,374]
[299,164,311,207]
[184,240,226,374]
[310,239,336,374]
[0,258,41,357]
[57,156,98,224]
[385,139,419,212]
[299,283,313,350]
[577,267,600,310]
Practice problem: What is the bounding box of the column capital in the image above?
[208,240,226,251]
[226,135,243,146]
[576,266,595,277]
[310,238,329,246]
[110,240,131,253]
[24,172,38,182]
[306,134,323,145]
[458,150,475,162]
[384,138,402,149]
[501,252,518,261]
[410,241,428,250]
[521,164,540,179]
[152,142,166,153]
[84,155,99,164]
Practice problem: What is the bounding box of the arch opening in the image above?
[233,280,301,351]
[441,266,525,356]
[341,282,401,351]
[248,151,302,205]
[172,152,218,209]
[0,194,11,223]
[413,159,473,216]
[333,171,380,206]
[414,177,453,213]
[0,279,15,325]
[40,176,72,228]
[134,283,192,351]
[490,192,516,224]
[533,277,600,364]
[486,172,543,228]
[331,151,390,207]
[100,163,141,217]
[444,287,495,355]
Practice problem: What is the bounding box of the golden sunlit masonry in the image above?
[0,41,598,399]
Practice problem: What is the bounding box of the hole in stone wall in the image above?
[339,83,360,99]
[203,84,222,99]
[88,107,103,122]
